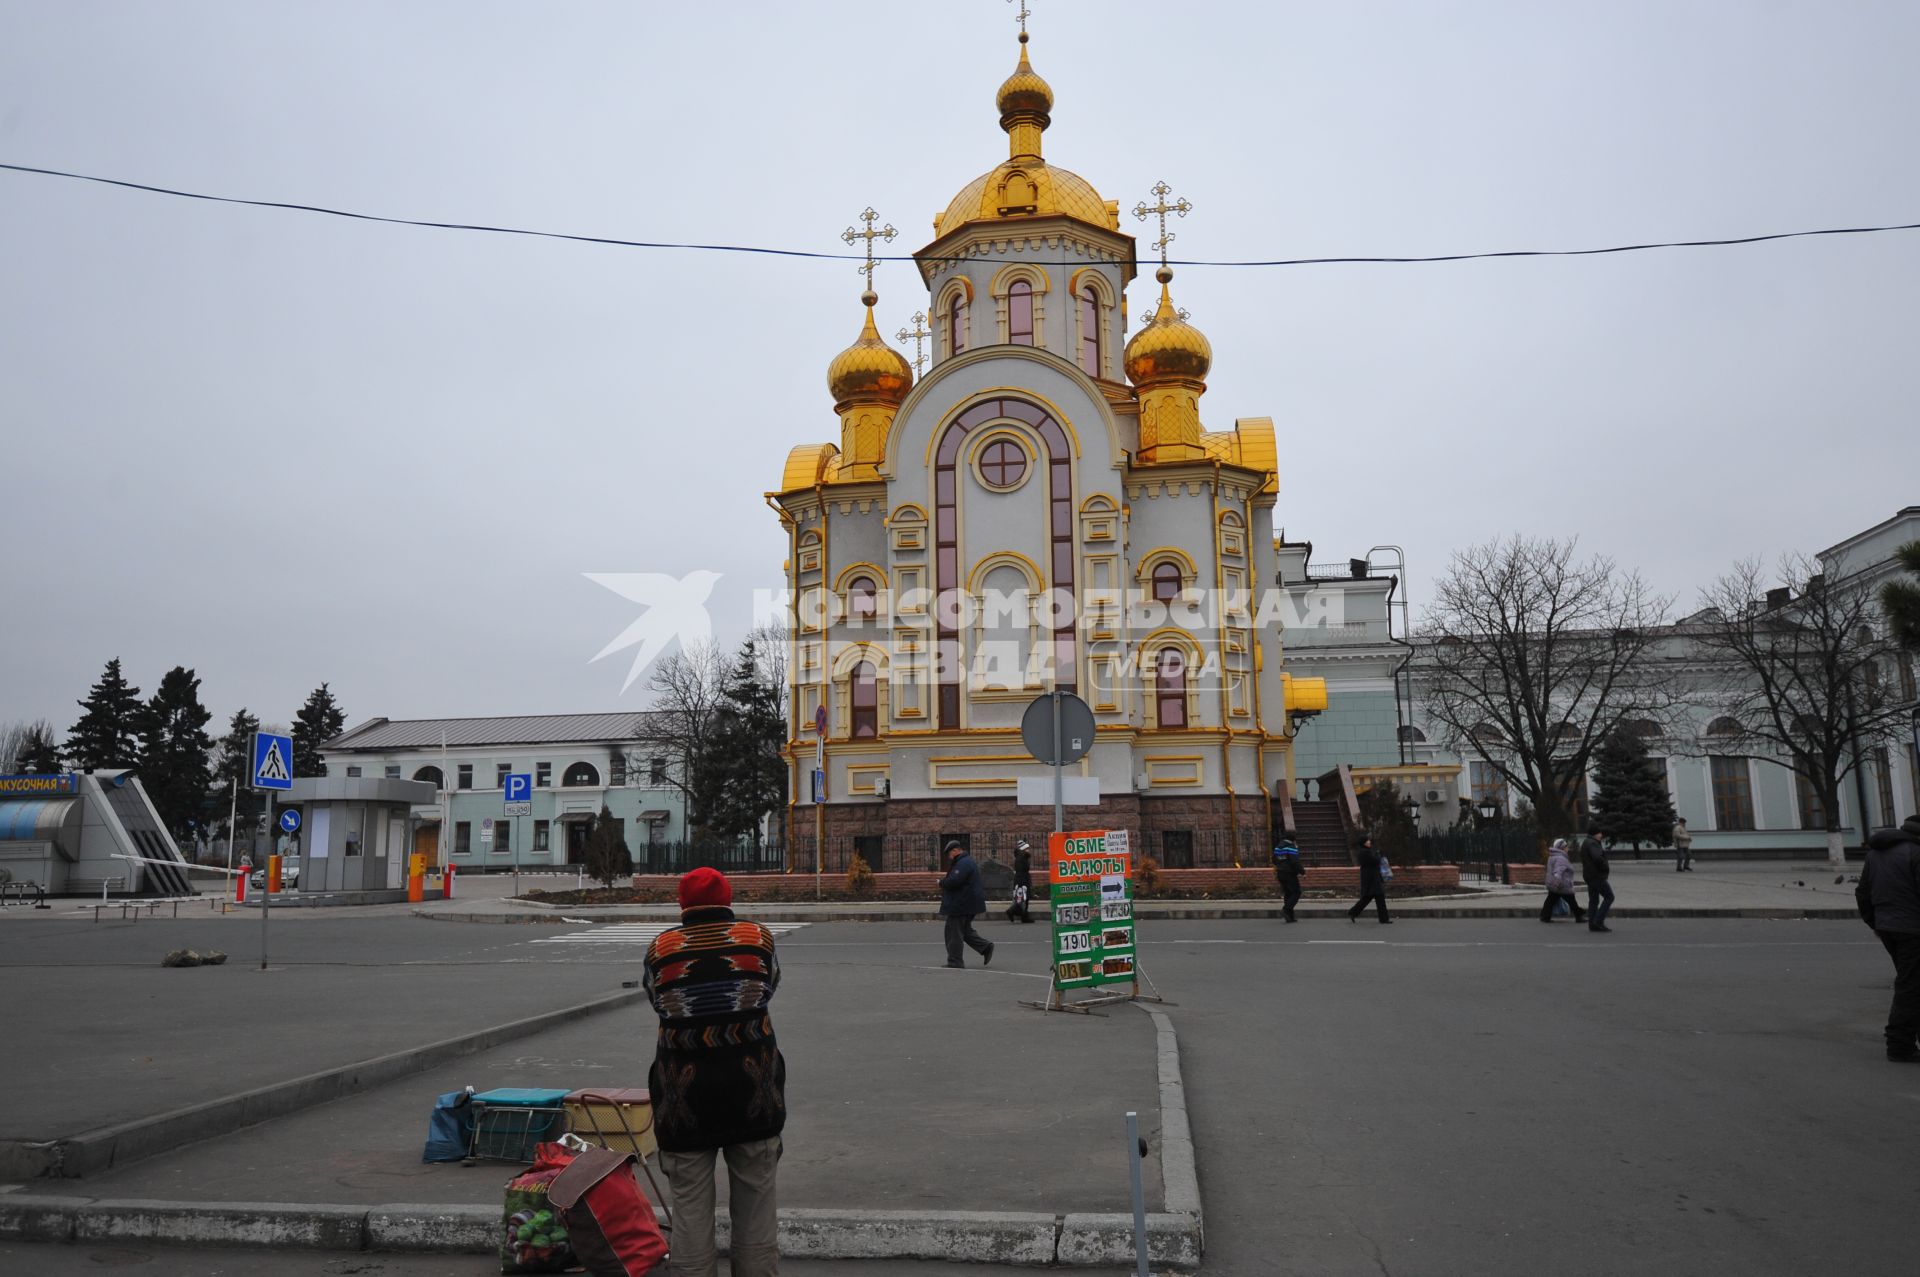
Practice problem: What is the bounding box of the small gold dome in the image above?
[1125,267,1213,385]
[827,291,913,407]
[996,34,1053,124]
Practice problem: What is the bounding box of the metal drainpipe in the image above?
[1210,461,1240,864]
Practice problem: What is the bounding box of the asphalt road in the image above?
[4,907,1911,1275]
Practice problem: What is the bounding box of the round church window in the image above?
[977,437,1029,490]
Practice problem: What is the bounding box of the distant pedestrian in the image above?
[1580,824,1614,932]
[1855,815,1920,1063]
[641,867,784,1277]
[1672,816,1694,872]
[938,842,994,967]
[1347,835,1392,924]
[1539,838,1587,924]
[1006,839,1035,924]
[1272,835,1304,922]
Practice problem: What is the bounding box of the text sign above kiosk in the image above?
[1047,829,1136,990]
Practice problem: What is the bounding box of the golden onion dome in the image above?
[1125,267,1213,385]
[827,291,914,407]
[996,33,1054,122]
[930,34,1119,241]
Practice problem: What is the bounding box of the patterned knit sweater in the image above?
[641,906,785,1152]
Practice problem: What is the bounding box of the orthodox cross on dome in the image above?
[842,207,897,290]
[1007,0,1032,38]
[896,311,930,374]
[1132,180,1193,269]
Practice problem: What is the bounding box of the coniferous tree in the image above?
[18,721,64,774]
[67,658,144,771]
[582,803,633,888]
[689,641,789,843]
[1590,728,1676,851]
[1882,540,1920,653]
[291,684,346,778]
[139,667,215,839]
[214,708,264,836]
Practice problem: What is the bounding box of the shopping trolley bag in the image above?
[499,1143,579,1274]
[547,1142,669,1276]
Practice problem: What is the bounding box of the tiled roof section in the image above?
[325,712,664,751]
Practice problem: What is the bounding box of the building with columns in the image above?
[770,28,1325,869]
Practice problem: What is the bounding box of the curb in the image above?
[0,1197,1200,1269]
[0,989,646,1181]
[414,904,1863,925]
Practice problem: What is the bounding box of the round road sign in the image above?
[1021,691,1097,767]
[278,808,302,834]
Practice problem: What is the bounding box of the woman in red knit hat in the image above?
[642,867,785,1276]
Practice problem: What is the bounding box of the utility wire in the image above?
[4,159,1918,269]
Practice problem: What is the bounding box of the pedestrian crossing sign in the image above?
[250,732,294,791]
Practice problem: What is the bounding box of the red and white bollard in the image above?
[443,862,457,900]
[235,868,248,905]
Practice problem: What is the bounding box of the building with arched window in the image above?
[321,713,689,871]
[770,30,1318,867]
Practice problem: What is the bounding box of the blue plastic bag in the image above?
[423,1088,474,1163]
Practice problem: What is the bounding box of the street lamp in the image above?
[1474,798,1510,884]
[1404,796,1422,825]
[1476,798,1499,823]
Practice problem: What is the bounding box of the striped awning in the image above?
[0,798,81,847]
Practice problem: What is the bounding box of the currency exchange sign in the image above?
[1046,829,1136,990]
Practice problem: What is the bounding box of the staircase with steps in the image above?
[1291,799,1352,864]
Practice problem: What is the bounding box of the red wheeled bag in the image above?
[547,1143,670,1276]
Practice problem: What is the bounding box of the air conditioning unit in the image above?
[1133,773,1150,792]
[1424,789,1444,804]
[874,777,890,799]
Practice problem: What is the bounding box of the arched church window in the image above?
[1079,285,1101,376]
[948,294,967,355]
[848,575,877,622]
[1008,280,1034,346]
[413,765,444,788]
[1155,648,1188,729]
[1151,561,1183,604]
[851,661,878,739]
[978,438,1027,489]
[563,761,601,788]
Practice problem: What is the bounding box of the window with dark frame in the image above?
[978,438,1027,488]
[611,753,627,786]
[1155,648,1188,729]
[415,765,444,788]
[345,765,362,778]
[1710,756,1755,831]
[1007,280,1034,345]
[456,764,473,791]
[454,821,472,854]
[536,762,551,787]
[1794,761,1826,831]
[848,575,878,622]
[384,764,401,779]
[534,820,550,851]
[948,293,966,355]
[496,763,510,789]
[1161,829,1194,869]
[650,757,667,785]
[1079,285,1100,375]
[1151,560,1183,604]
[851,661,878,739]
[563,761,600,787]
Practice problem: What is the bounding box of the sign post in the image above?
[1020,692,1095,836]
[1022,828,1163,1014]
[504,773,531,892]
[249,732,293,971]
[813,703,828,900]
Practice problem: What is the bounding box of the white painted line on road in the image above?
[1308,939,1387,945]
[531,922,810,945]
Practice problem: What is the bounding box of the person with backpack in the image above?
[1272,835,1304,923]
[1006,839,1035,924]
[1580,824,1615,933]
[1347,834,1392,924]
[1539,838,1587,924]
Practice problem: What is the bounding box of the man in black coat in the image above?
[938,842,994,968]
[1580,824,1615,933]
[1272,835,1304,923]
[1856,815,1920,1063]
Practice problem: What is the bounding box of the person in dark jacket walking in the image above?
[642,867,784,1277]
[938,842,994,967]
[1580,825,1614,932]
[1272,835,1304,922]
[1347,835,1392,924]
[1006,839,1035,924]
[1856,815,1920,1063]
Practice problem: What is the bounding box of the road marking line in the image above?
[531,922,810,945]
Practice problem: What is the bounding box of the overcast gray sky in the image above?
[2,0,1915,736]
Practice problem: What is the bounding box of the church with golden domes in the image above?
[770,26,1324,867]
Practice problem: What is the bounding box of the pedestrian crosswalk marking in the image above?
[255,741,290,783]
[532,922,809,945]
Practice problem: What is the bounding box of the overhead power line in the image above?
[4,159,1918,270]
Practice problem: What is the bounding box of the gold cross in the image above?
[1007,0,1031,37]
[1132,180,1193,268]
[896,311,930,374]
[842,207,897,288]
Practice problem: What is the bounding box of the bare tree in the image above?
[1419,536,1678,837]
[1697,555,1908,866]
[629,639,728,828]
[0,719,60,774]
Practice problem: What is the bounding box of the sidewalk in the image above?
[413,859,1867,925]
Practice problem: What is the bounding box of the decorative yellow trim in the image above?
[831,641,891,678]
[1144,755,1205,786]
[966,550,1044,593]
[889,502,928,524]
[847,763,890,795]
[1067,267,1116,305]
[833,561,889,592]
[916,385,1086,468]
[988,262,1051,296]
[1079,493,1118,512]
[965,425,1040,493]
[1136,546,1199,583]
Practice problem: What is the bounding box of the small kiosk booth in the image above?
[281,776,437,896]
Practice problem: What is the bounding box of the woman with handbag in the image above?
[1347,834,1393,924]
[1539,838,1587,924]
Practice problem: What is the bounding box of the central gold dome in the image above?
[930,34,1119,241]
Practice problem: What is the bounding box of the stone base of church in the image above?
[795,792,1275,869]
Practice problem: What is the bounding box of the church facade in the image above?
[770,31,1323,867]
